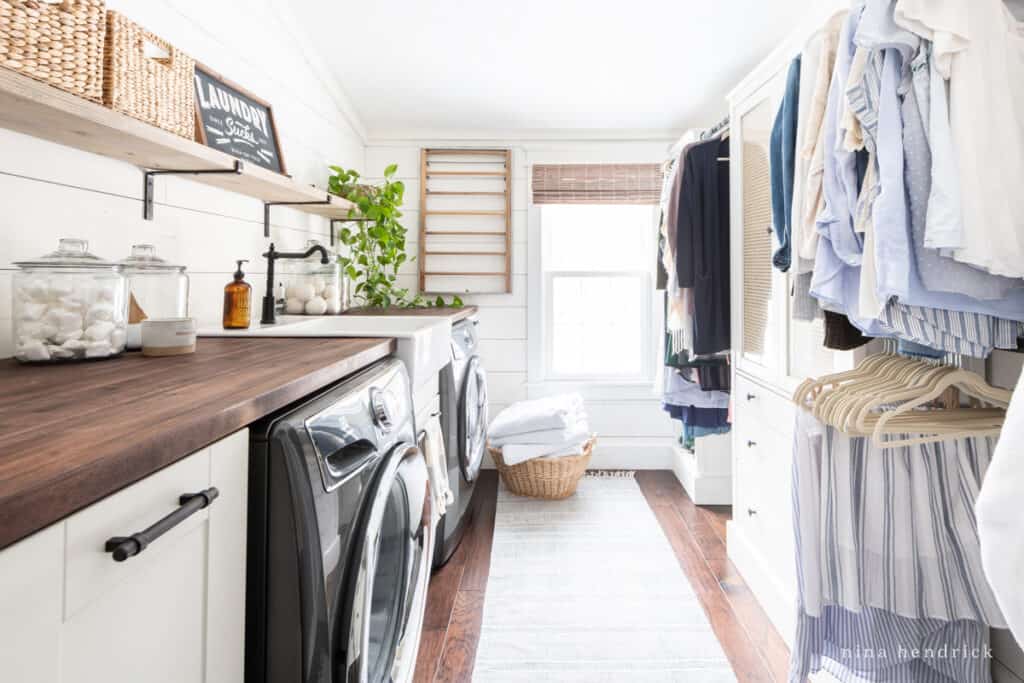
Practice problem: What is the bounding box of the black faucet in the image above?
[260,242,330,325]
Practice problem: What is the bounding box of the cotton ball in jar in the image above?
[16,340,51,362]
[326,297,342,315]
[305,296,328,315]
[19,279,50,303]
[84,320,115,342]
[285,298,305,314]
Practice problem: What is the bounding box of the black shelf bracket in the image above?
[263,198,333,238]
[142,160,244,220]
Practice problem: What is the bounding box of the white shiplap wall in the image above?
[0,0,366,356]
[365,139,680,468]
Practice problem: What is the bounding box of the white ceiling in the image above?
[292,0,809,139]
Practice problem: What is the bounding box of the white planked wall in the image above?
[0,0,366,356]
[365,139,680,467]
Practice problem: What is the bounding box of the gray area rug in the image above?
[472,474,736,682]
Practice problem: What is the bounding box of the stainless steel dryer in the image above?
[246,358,433,683]
[434,316,489,568]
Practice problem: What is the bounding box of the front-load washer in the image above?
[434,316,489,568]
[246,358,433,683]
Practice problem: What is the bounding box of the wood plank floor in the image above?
[415,470,791,683]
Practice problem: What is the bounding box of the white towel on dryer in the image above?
[421,415,453,524]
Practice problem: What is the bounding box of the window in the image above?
[539,204,658,382]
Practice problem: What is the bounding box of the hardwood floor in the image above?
[415,470,791,683]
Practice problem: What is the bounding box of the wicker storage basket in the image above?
[0,0,106,101]
[103,11,194,138]
[489,436,595,500]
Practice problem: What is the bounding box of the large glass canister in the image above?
[118,244,190,349]
[280,240,347,315]
[12,238,128,363]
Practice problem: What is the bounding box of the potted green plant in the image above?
[328,164,461,309]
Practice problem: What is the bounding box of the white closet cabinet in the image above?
[0,429,249,683]
[725,0,852,646]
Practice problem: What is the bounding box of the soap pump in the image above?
[223,260,252,329]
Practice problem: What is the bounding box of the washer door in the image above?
[342,443,433,683]
[458,356,489,483]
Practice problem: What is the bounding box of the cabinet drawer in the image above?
[64,446,213,618]
[734,373,795,439]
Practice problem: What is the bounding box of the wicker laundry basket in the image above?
[489,436,595,500]
[103,11,194,138]
[0,0,106,101]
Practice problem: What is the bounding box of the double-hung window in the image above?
[539,203,659,383]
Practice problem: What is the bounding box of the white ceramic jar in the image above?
[12,238,128,363]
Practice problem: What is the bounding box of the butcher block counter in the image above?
[346,305,478,322]
[0,336,395,550]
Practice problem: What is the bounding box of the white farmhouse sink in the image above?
[197,315,452,387]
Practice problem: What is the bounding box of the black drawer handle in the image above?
[747,508,758,516]
[747,440,757,448]
[746,393,756,401]
[105,487,219,562]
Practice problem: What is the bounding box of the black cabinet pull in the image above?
[105,487,219,562]
[747,508,758,516]
[747,440,757,448]
[746,393,756,401]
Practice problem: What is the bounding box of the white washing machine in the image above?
[433,316,489,568]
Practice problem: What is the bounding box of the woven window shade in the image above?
[531,163,662,205]
[742,138,773,357]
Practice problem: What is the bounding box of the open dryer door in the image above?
[341,443,433,683]
[457,355,489,483]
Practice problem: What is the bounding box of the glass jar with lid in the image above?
[118,244,190,349]
[279,240,347,315]
[11,238,128,363]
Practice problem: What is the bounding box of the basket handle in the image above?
[140,33,175,69]
[22,0,73,11]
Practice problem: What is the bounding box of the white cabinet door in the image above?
[0,429,249,683]
[0,524,64,683]
[62,428,249,683]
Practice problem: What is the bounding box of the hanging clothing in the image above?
[977,365,1024,645]
[770,55,802,272]
[895,0,1024,278]
[790,409,1006,683]
[823,310,872,350]
[677,137,731,355]
[662,404,730,429]
[662,372,730,410]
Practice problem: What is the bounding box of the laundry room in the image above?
[1,1,1024,682]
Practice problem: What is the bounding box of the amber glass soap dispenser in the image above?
[223,260,252,329]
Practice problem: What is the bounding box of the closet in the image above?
[727,2,1024,681]
[727,0,861,643]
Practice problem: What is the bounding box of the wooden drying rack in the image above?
[418,148,513,293]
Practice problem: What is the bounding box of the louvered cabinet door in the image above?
[731,71,788,385]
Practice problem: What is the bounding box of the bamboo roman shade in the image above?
[531,163,662,205]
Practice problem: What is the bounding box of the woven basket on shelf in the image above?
[0,0,106,100]
[489,436,596,500]
[103,11,194,138]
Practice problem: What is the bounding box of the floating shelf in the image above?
[0,68,356,221]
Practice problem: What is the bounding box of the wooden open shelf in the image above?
[419,148,512,293]
[0,68,356,220]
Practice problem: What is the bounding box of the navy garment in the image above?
[676,137,731,355]
[662,404,730,429]
[769,55,801,272]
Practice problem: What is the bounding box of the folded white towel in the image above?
[421,416,453,524]
[501,433,592,466]
[488,393,584,439]
[488,413,589,447]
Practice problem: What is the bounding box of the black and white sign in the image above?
[193,65,286,174]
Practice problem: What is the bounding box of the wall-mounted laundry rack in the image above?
[418,148,513,294]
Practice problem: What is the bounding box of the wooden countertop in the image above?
[0,337,395,550]
[345,305,478,323]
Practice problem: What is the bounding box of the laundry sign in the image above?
[193,65,286,174]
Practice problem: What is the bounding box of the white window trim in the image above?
[526,203,664,400]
